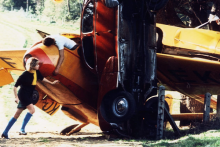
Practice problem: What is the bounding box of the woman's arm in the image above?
[13,87,19,103]
[42,78,59,85]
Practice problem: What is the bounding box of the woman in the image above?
[1,57,59,139]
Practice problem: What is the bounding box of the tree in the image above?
[157,0,220,28]
[0,0,14,10]
[42,0,82,22]
[66,0,82,21]
[0,0,37,12]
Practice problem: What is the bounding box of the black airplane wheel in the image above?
[147,0,169,11]
[100,91,136,123]
[144,97,169,125]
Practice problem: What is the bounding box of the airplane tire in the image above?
[147,0,169,11]
[144,97,169,125]
[100,91,136,123]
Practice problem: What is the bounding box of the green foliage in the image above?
[36,3,43,15]
[42,0,82,23]
[0,0,14,8]
[0,0,82,23]
[42,0,56,18]
[39,138,50,142]
[0,0,37,12]
[67,0,82,21]
[29,5,34,14]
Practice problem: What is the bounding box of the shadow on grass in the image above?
[143,136,220,147]
[163,117,220,140]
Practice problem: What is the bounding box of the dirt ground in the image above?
[0,98,143,147]
[0,130,142,147]
[0,125,144,147]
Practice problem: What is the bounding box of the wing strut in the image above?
[157,86,181,139]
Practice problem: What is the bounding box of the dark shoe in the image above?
[105,0,120,7]
[19,131,27,135]
[1,133,9,139]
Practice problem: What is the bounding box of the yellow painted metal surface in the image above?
[38,43,96,94]
[0,49,26,71]
[157,24,220,53]
[60,33,80,39]
[38,44,59,67]
[157,53,220,109]
[35,86,60,116]
[0,68,14,86]
[0,49,26,86]
[36,77,81,105]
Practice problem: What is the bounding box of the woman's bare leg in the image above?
[26,104,35,114]
[14,108,24,119]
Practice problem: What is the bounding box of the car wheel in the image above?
[100,91,136,123]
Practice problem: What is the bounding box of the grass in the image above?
[142,133,220,147]
[39,138,50,143]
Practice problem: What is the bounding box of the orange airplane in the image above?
[0,0,218,138]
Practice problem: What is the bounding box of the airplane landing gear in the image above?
[60,123,89,135]
[144,96,169,127]
[60,124,79,135]
[134,96,170,138]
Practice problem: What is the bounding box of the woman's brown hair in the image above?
[26,57,39,71]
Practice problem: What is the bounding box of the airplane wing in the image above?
[0,48,26,86]
[157,53,220,109]
[156,23,220,54]
[156,23,220,109]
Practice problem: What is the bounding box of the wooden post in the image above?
[156,86,165,140]
[203,93,211,123]
[217,95,220,118]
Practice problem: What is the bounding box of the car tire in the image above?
[100,91,136,123]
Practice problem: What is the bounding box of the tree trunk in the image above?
[67,0,70,14]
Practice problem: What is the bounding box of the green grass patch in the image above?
[39,138,50,143]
